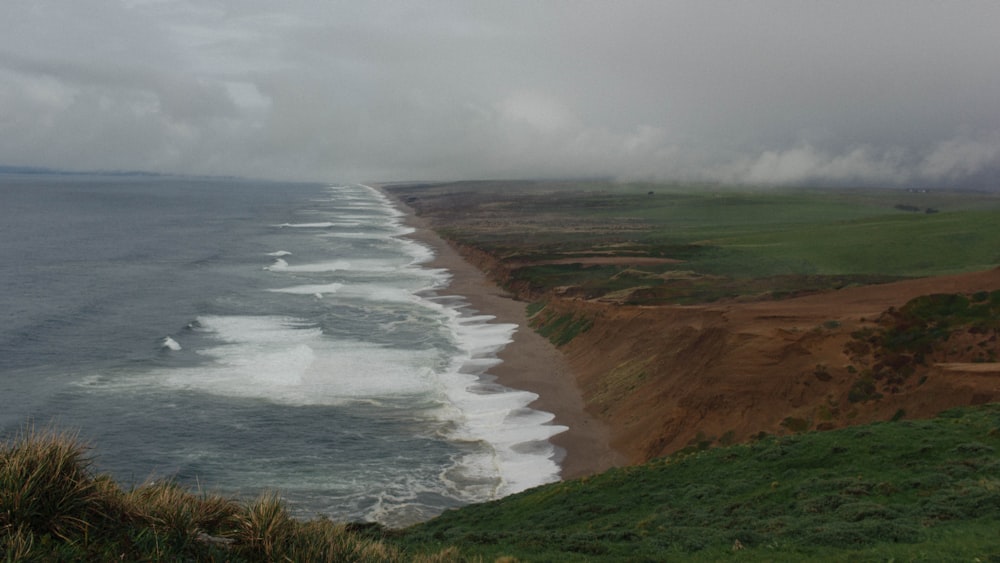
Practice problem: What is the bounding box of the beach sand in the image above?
[379,187,625,479]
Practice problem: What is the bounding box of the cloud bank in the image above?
[1,1,998,187]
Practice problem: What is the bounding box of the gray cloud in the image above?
[1,1,998,187]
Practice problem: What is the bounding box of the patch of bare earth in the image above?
[937,363,1000,373]
[557,267,1000,463]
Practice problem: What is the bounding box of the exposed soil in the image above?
[558,267,1000,463]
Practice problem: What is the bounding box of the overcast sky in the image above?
[2,1,998,187]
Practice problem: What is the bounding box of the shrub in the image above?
[0,427,104,543]
[0,427,469,561]
[803,520,922,547]
[124,480,238,553]
[232,491,294,559]
[781,417,812,433]
[848,378,882,403]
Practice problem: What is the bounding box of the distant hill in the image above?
[0,164,165,177]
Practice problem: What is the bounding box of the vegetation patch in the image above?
[590,357,653,413]
[0,427,458,562]
[780,416,812,433]
[528,307,594,347]
[397,404,1000,561]
[389,181,1000,305]
[844,290,1000,401]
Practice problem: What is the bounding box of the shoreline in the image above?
[376,186,624,479]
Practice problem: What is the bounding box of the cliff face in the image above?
[454,240,1000,464]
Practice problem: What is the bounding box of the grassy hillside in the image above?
[0,404,1000,562]
[395,404,1000,561]
[5,407,1000,561]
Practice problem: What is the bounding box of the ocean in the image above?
[0,174,565,527]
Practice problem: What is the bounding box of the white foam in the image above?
[345,282,559,500]
[348,183,568,497]
[321,229,410,240]
[145,315,442,405]
[453,316,519,358]
[434,313,567,497]
[269,280,448,304]
[269,283,344,295]
[173,184,564,506]
[267,250,293,257]
[321,231,376,239]
[160,336,182,351]
[273,222,338,228]
[400,238,434,265]
[266,259,392,274]
[305,184,567,497]
[264,258,288,271]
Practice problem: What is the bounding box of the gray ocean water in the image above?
[0,175,564,526]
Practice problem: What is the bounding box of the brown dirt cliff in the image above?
[457,241,1000,464]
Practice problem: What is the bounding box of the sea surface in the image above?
[0,174,565,526]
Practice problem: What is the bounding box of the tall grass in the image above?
[0,426,466,561]
[232,491,291,559]
[124,480,240,558]
[0,426,104,544]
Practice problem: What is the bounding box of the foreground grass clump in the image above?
[396,404,1000,561]
[0,427,459,562]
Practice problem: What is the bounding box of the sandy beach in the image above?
[377,186,624,479]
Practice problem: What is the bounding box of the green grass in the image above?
[528,306,594,346]
[394,182,1000,304]
[7,408,1000,560]
[395,404,1000,561]
[541,188,1000,280]
[839,290,1000,404]
[700,209,1000,278]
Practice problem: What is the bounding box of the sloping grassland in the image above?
[396,404,1000,561]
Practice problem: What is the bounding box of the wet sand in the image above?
[377,186,625,479]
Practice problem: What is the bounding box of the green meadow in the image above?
[394,403,1000,561]
[440,183,1000,303]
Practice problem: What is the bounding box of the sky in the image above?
[1,1,999,187]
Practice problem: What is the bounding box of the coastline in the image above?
[375,185,625,479]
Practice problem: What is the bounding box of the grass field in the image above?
[394,403,1000,561]
[393,182,1000,303]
